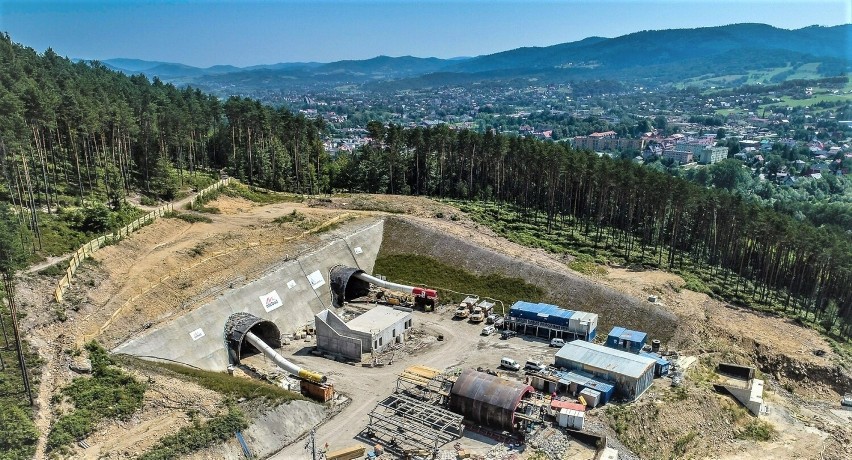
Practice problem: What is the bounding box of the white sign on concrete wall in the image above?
[189,328,205,341]
[353,246,363,255]
[260,290,284,312]
[286,279,297,289]
[307,270,326,290]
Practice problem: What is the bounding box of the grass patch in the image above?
[140,195,159,206]
[149,362,305,403]
[23,204,146,265]
[47,342,146,453]
[736,418,775,441]
[680,273,710,294]
[722,398,751,424]
[223,183,303,204]
[163,211,213,224]
[272,210,316,230]
[29,212,91,261]
[342,196,405,214]
[667,385,689,401]
[673,430,698,456]
[0,405,40,458]
[187,188,221,211]
[605,405,633,436]
[189,242,209,257]
[568,254,607,276]
[139,405,247,460]
[0,296,41,459]
[193,205,221,214]
[37,262,67,277]
[374,254,544,313]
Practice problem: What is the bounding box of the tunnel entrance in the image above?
[225,312,282,364]
[329,265,371,308]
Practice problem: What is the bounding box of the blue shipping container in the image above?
[639,351,670,377]
[606,326,647,353]
[553,370,615,405]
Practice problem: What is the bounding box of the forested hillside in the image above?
[328,124,852,340]
[1,33,850,341]
[0,33,327,261]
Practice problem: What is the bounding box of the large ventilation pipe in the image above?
[243,331,326,383]
[329,265,438,308]
[225,312,326,383]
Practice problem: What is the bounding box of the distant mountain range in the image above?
[96,23,851,94]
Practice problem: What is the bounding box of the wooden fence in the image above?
[53,178,231,302]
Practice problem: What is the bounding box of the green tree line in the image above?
[328,124,852,339]
[0,33,326,255]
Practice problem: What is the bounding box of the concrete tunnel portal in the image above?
[330,264,437,308]
[225,312,326,383]
[225,312,282,364]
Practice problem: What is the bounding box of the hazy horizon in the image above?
[0,0,849,68]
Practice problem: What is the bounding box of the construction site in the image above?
[15,192,852,460]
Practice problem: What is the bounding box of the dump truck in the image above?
[454,305,470,319]
[454,296,479,319]
[469,300,495,323]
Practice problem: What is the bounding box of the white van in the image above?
[550,338,565,348]
[500,357,521,371]
[524,360,545,372]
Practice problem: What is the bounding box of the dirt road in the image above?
[271,310,562,458]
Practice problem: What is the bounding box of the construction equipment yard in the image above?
[14,192,852,460]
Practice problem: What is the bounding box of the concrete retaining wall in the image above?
[114,219,384,371]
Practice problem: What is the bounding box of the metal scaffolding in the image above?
[364,392,464,454]
[395,365,454,404]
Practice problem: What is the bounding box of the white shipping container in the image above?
[558,408,570,427]
[558,408,585,430]
[580,388,601,407]
[569,410,585,430]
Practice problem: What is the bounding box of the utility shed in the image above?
[449,369,533,431]
[605,326,647,354]
[555,341,655,401]
[315,306,413,360]
[638,351,670,377]
[507,301,598,341]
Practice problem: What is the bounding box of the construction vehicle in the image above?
[469,300,495,323]
[375,289,411,307]
[353,272,437,311]
[454,305,470,319]
[454,296,479,319]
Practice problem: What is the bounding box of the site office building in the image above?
[506,301,598,341]
[315,305,414,361]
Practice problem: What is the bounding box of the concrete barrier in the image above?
[114,219,385,371]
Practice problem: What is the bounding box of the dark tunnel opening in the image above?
[330,265,371,307]
[225,312,282,364]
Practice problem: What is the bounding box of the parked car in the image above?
[500,329,516,340]
[494,317,506,328]
[524,360,545,372]
[842,393,852,408]
[500,357,521,371]
[481,325,496,336]
[486,314,497,324]
[550,338,565,348]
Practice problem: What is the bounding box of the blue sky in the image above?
[0,0,849,67]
